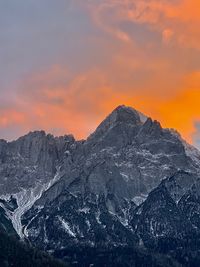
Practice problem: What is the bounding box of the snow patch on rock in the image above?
[133,194,148,206]
[58,216,76,237]
[8,169,61,238]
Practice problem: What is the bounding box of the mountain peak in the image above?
[86,105,147,144]
[97,104,147,130]
[111,105,147,124]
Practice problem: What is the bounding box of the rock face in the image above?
[1,105,200,265]
[0,131,76,195]
[0,131,76,236]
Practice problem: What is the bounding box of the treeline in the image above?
[0,230,69,267]
[54,245,181,267]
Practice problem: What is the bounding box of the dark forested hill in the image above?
[0,230,68,267]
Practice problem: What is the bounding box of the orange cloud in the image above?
[162,29,174,45]
[0,110,26,128]
[152,88,200,144]
[85,0,200,49]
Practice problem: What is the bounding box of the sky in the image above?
[1,0,200,147]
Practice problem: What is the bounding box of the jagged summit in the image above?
[14,130,75,143]
[87,105,148,143]
[99,104,147,127]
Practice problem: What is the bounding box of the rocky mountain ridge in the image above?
[1,105,200,266]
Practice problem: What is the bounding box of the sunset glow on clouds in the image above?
[1,0,200,146]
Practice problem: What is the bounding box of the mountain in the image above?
[1,105,200,266]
